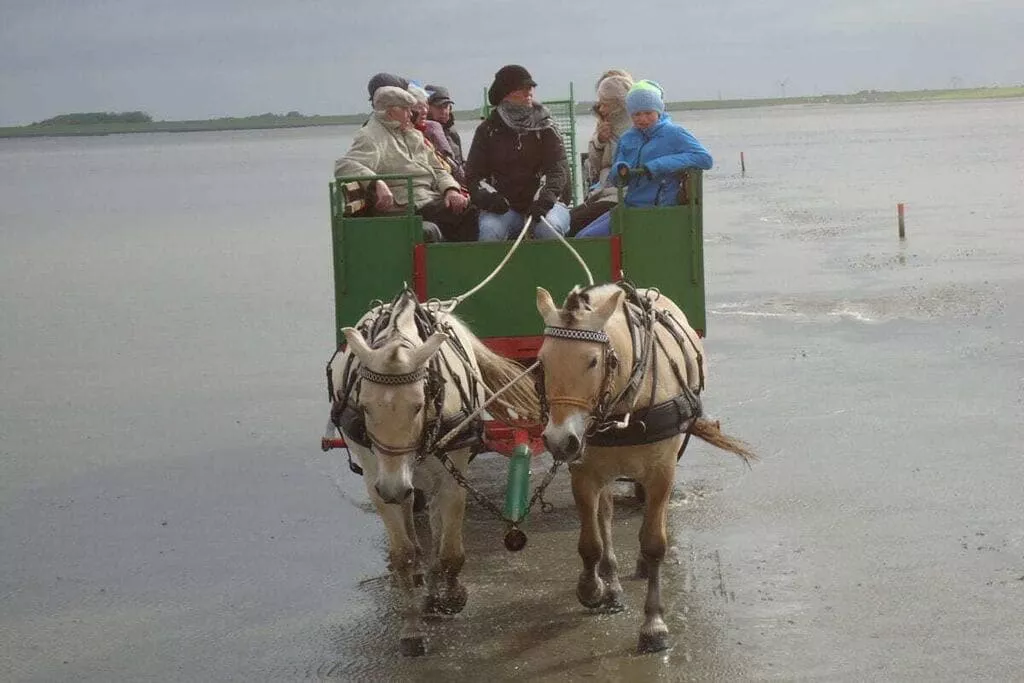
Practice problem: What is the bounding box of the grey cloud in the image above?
[1,0,1021,125]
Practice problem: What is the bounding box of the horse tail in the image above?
[468,337,542,425]
[690,417,757,465]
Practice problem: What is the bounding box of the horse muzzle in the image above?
[374,480,415,505]
[543,432,583,463]
[542,410,589,463]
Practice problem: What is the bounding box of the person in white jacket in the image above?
[335,86,478,241]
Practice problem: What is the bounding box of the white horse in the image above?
[534,283,754,654]
[329,290,538,656]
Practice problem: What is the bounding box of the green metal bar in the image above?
[330,182,346,349]
[504,443,531,521]
[568,81,578,205]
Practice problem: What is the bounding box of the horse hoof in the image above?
[576,577,606,609]
[399,636,426,657]
[602,594,626,613]
[637,630,670,654]
[439,584,468,614]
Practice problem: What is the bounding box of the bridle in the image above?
[540,325,620,434]
[357,364,430,457]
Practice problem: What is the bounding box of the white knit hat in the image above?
[407,85,430,105]
[597,74,634,103]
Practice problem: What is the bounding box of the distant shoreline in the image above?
[2,86,1022,139]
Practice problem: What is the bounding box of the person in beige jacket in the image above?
[569,70,634,234]
[334,86,478,241]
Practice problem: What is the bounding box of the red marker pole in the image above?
[897,203,906,239]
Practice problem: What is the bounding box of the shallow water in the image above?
[2,98,1023,682]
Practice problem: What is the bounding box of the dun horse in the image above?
[329,290,538,656]
[535,282,754,654]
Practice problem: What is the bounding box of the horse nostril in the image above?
[402,487,414,501]
[565,434,581,455]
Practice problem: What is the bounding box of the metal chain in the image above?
[433,450,561,524]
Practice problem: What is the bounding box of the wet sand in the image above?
[2,99,1022,682]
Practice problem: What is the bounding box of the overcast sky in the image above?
[1,0,1021,125]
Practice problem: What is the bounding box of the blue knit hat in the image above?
[625,80,665,115]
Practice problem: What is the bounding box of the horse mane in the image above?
[559,284,620,326]
[355,291,541,424]
[442,311,541,424]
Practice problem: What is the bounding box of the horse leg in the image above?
[424,461,469,615]
[571,467,607,608]
[636,464,674,654]
[597,485,625,612]
[357,448,426,657]
[403,492,426,588]
[365,489,427,656]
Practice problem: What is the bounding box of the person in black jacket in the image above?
[424,85,465,172]
[465,65,571,241]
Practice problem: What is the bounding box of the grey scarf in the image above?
[496,101,554,132]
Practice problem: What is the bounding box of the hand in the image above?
[474,188,509,214]
[528,197,555,220]
[490,193,510,214]
[445,189,468,214]
[614,164,649,185]
[374,182,395,211]
[596,121,612,143]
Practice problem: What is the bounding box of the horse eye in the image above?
[587,357,599,369]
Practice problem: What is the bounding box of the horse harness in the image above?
[538,282,705,454]
[326,291,484,476]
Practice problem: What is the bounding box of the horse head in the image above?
[535,285,627,463]
[342,297,448,504]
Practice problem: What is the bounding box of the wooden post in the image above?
[897,203,906,239]
[740,151,746,176]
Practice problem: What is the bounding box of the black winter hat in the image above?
[487,65,537,106]
[367,72,409,101]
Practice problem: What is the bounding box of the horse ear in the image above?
[536,287,557,321]
[408,331,448,368]
[593,289,624,325]
[342,327,373,365]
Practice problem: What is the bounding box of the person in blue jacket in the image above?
[575,80,712,238]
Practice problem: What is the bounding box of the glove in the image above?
[528,196,555,220]
[490,193,510,214]
[614,163,649,185]
[473,187,510,214]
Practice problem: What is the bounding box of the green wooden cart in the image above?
[322,88,706,456]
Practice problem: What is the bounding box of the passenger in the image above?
[408,85,466,185]
[366,72,409,100]
[424,85,466,173]
[334,86,478,242]
[569,69,634,235]
[465,65,572,241]
[575,80,712,238]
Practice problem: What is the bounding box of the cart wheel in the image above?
[633,482,646,504]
